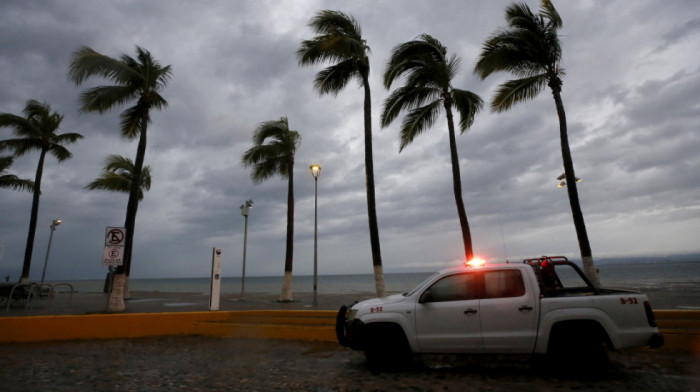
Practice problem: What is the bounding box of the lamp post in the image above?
[310,164,321,306]
[239,199,253,299]
[40,219,61,285]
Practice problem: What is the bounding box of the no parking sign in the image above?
[102,227,126,266]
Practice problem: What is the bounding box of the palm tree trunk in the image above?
[108,119,147,311]
[363,74,386,297]
[20,149,46,282]
[279,160,295,302]
[107,273,126,312]
[444,101,474,261]
[550,83,600,287]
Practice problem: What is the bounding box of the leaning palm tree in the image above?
[86,155,151,200]
[86,155,151,293]
[0,100,83,282]
[68,45,172,311]
[381,34,483,262]
[474,0,599,287]
[0,156,35,192]
[242,117,301,302]
[297,10,386,297]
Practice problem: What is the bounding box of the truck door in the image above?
[479,268,538,353]
[414,271,482,353]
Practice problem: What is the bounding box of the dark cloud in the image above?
[1,0,698,282]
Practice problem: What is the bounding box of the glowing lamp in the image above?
[466,257,486,267]
[310,164,321,179]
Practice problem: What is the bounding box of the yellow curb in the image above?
[0,310,337,343]
[1,310,698,352]
[654,310,700,352]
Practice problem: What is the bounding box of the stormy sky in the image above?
[1,0,698,283]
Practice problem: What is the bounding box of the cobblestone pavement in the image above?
[0,337,698,392]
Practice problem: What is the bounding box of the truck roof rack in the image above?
[522,255,600,295]
[522,255,570,265]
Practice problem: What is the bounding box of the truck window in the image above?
[424,272,479,302]
[483,270,525,298]
[551,263,589,288]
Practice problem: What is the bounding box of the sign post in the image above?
[209,248,223,311]
[102,227,126,266]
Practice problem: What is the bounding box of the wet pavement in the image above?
[0,336,698,392]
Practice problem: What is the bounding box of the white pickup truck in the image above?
[336,256,663,371]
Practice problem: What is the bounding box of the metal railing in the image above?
[1,282,75,312]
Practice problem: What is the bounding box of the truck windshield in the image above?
[404,272,440,297]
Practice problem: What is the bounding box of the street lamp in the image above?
[310,164,321,306]
[40,219,61,285]
[239,199,253,299]
[556,172,581,188]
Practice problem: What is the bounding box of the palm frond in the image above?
[79,86,138,113]
[0,114,37,138]
[475,30,543,79]
[384,35,447,88]
[68,46,138,86]
[0,156,35,192]
[451,89,484,132]
[0,138,42,156]
[119,104,149,140]
[86,154,151,200]
[0,156,13,171]
[242,117,300,184]
[380,86,440,128]
[398,100,442,151]
[1,101,81,158]
[313,60,358,95]
[49,145,73,162]
[54,133,84,146]
[297,10,368,67]
[541,0,562,29]
[491,74,547,112]
[0,174,35,192]
[505,2,538,31]
[309,10,362,41]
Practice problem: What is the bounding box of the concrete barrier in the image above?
[654,310,700,352]
[0,310,337,343]
[1,310,698,352]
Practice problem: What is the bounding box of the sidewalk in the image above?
[1,290,371,316]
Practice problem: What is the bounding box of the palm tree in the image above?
[381,34,483,262]
[87,154,152,294]
[242,117,301,302]
[0,100,83,282]
[474,0,599,287]
[68,46,172,311]
[297,10,386,297]
[0,156,35,192]
[86,155,151,200]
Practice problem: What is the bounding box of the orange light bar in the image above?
[466,257,486,267]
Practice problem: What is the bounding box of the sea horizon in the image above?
[45,260,699,293]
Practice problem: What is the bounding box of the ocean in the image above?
[54,261,700,297]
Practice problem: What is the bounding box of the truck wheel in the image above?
[364,325,412,371]
[335,305,350,347]
[548,325,609,376]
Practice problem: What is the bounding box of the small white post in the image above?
[209,248,223,311]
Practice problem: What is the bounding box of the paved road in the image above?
[0,337,697,392]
